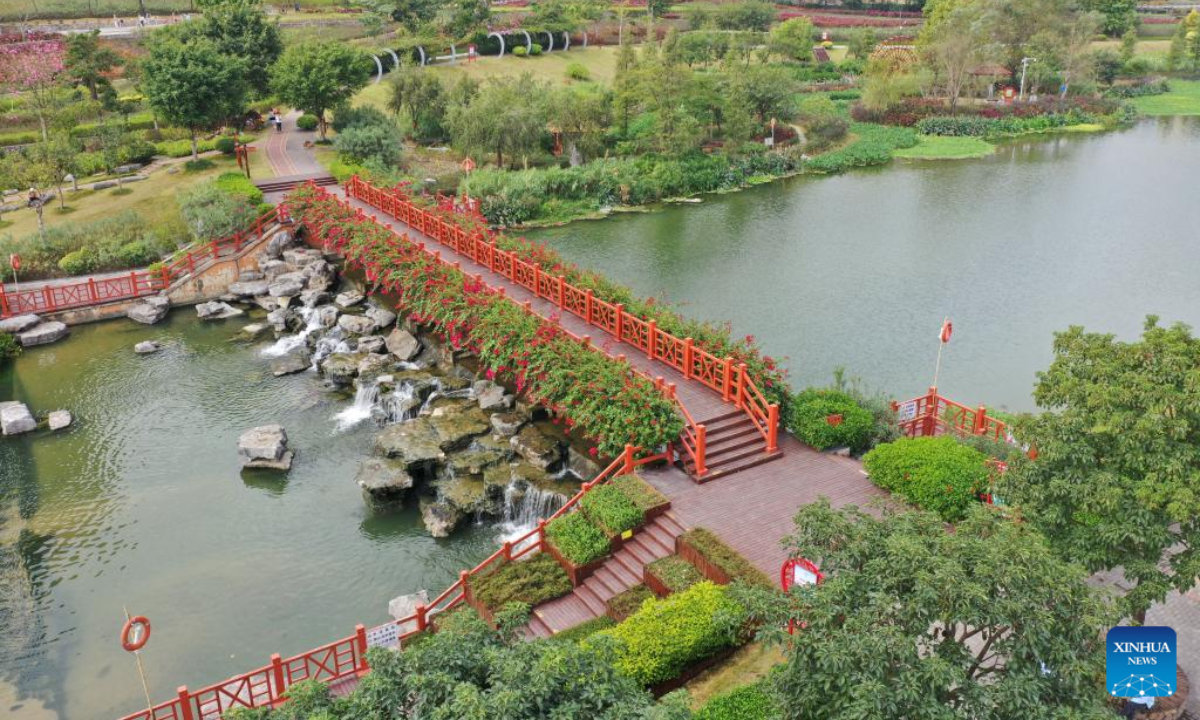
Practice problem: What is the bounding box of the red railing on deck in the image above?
[893,385,1008,441]
[115,445,660,720]
[343,176,781,474]
[0,207,283,320]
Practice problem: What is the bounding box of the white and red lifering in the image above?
[121,616,151,652]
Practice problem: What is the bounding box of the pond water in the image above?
[529,118,1200,411]
[0,313,504,720]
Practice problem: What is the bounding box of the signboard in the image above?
[461,157,476,174]
[897,400,918,422]
[9,254,19,271]
[781,557,823,593]
[365,622,400,650]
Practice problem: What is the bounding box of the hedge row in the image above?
[611,474,669,515]
[915,111,1097,138]
[646,556,703,594]
[681,528,773,588]
[550,615,615,643]
[606,584,656,622]
[862,436,991,521]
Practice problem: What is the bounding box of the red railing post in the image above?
[87,277,98,303]
[721,356,734,402]
[924,386,939,437]
[42,285,54,312]
[355,624,369,672]
[767,404,779,453]
[187,252,195,275]
[614,303,624,341]
[683,337,693,379]
[974,405,988,436]
[177,686,195,720]
[647,320,657,360]
[160,265,171,290]
[0,283,9,318]
[270,654,286,699]
[502,541,513,560]
[695,425,708,476]
[585,290,594,325]
[533,265,541,298]
[622,444,635,474]
[459,570,472,604]
[736,363,748,409]
[537,519,547,549]
[557,276,565,308]
[415,604,428,632]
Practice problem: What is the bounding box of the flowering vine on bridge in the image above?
[286,184,685,457]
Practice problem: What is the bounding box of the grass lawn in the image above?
[0,156,242,240]
[895,135,995,160]
[0,0,337,21]
[1132,79,1200,116]
[684,642,785,708]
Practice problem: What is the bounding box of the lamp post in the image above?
[1018,57,1037,102]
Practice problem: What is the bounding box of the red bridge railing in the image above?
[115,445,661,720]
[893,385,1009,441]
[344,175,780,476]
[0,207,283,320]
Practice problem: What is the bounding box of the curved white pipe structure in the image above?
[563,31,570,50]
[544,30,554,52]
[371,54,383,83]
[489,31,506,58]
[385,48,400,69]
[582,31,588,48]
[417,45,427,66]
[521,29,532,53]
[450,43,457,62]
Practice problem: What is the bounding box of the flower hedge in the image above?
[286,184,684,457]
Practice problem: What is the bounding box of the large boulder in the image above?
[265,230,295,259]
[127,298,170,325]
[261,259,289,280]
[312,305,340,329]
[0,314,40,334]
[388,590,430,625]
[429,406,491,452]
[474,381,512,412]
[375,418,446,470]
[266,307,295,332]
[489,411,527,438]
[195,302,243,320]
[299,289,330,308]
[18,321,68,347]
[356,458,414,501]
[0,401,36,435]
[337,314,376,336]
[134,340,163,355]
[47,410,72,431]
[238,323,270,341]
[419,498,464,538]
[365,306,397,331]
[319,352,363,386]
[393,370,440,405]
[434,475,502,517]
[268,273,305,298]
[447,447,509,476]
[283,248,321,267]
[510,425,563,470]
[237,424,293,470]
[335,290,365,309]
[357,353,393,380]
[567,447,602,480]
[356,335,386,355]
[227,280,270,297]
[271,346,312,376]
[384,328,421,361]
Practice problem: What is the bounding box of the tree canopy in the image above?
[141,35,247,159]
[181,1,283,96]
[271,41,372,140]
[1001,316,1200,624]
[446,74,547,167]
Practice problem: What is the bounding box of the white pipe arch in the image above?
[563,31,570,50]
[417,45,427,66]
[385,48,400,69]
[489,31,505,58]
[521,29,532,52]
[582,31,588,48]
[450,43,457,62]
[371,54,383,83]
[544,30,554,52]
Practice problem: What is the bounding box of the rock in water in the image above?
[271,347,312,376]
[196,301,244,320]
[419,497,464,538]
[429,408,491,452]
[134,340,163,355]
[0,402,36,435]
[227,280,269,297]
[47,410,72,431]
[384,328,421,361]
[335,291,365,309]
[375,419,446,470]
[268,276,305,298]
[17,321,68,347]
[388,589,430,624]
[319,352,363,386]
[356,335,386,354]
[337,314,376,336]
[127,297,170,325]
[490,412,527,438]
[510,425,563,470]
[0,314,41,334]
[238,323,269,340]
[355,458,414,501]
[237,424,293,470]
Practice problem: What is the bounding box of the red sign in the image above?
[781,557,824,592]
[9,254,19,271]
[461,157,476,173]
[939,319,953,344]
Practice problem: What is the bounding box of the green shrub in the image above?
[57,248,97,276]
[332,105,392,133]
[0,210,177,282]
[183,159,215,172]
[862,436,990,521]
[804,139,894,173]
[119,139,159,165]
[116,240,161,267]
[566,62,591,81]
[214,137,237,155]
[550,615,615,643]
[296,114,320,131]
[156,138,221,158]
[646,556,703,594]
[513,46,528,57]
[0,332,21,364]
[529,43,543,55]
[694,681,780,720]
[333,123,403,166]
[681,528,773,588]
[546,510,610,565]
[178,184,257,242]
[580,484,643,536]
[790,388,875,452]
[607,584,655,622]
[213,172,266,205]
[471,553,572,612]
[612,474,669,515]
[595,581,741,686]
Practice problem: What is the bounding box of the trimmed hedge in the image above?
[296,114,320,131]
[694,681,780,720]
[471,553,572,613]
[580,484,643,536]
[681,528,773,588]
[550,615,615,643]
[545,511,610,566]
[790,388,875,452]
[612,474,669,514]
[595,581,741,686]
[646,556,703,594]
[862,436,990,522]
[214,172,265,206]
[607,584,655,622]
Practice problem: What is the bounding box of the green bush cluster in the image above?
[0,333,21,364]
[545,510,610,566]
[471,553,571,612]
[606,584,656,622]
[178,183,258,242]
[862,436,990,521]
[594,581,742,686]
[681,528,773,588]
[0,210,178,281]
[565,62,591,81]
[215,137,237,155]
[550,615,615,643]
[155,137,223,158]
[611,474,669,515]
[580,484,643,536]
[213,173,265,206]
[790,388,875,452]
[694,681,780,720]
[332,105,403,167]
[916,111,1097,138]
[296,114,320,131]
[513,45,529,57]
[646,556,703,594]
[804,122,917,174]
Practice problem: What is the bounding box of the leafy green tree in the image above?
[1000,317,1200,625]
[1082,0,1138,36]
[613,36,641,135]
[142,36,247,160]
[756,499,1114,720]
[447,74,547,167]
[386,61,448,141]
[64,30,120,101]
[733,65,797,123]
[918,0,998,110]
[713,0,775,31]
[847,28,879,59]
[3,148,60,233]
[545,84,612,164]
[445,0,490,38]
[271,41,371,140]
[333,122,403,165]
[184,1,283,97]
[768,17,816,62]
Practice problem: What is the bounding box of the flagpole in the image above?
[932,316,948,388]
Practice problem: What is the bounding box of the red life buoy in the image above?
[121,616,151,652]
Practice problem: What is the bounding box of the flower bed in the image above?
[286,184,683,457]
[606,584,655,622]
[544,510,611,585]
[550,615,615,643]
[469,553,572,623]
[678,528,774,589]
[644,556,703,597]
[611,474,671,521]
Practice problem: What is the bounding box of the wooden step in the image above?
[574,584,607,616]
[657,512,688,537]
[619,539,656,566]
[703,424,760,449]
[605,557,641,587]
[642,521,679,550]
[697,410,750,430]
[687,448,783,482]
[589,567,623,597]
[528,613,553,639]
[702,436,764,461]
[637,526,675,555]
[612,551,645,581]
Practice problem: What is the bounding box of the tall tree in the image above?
[1082,0,1138,36]
[447,74,546,167]
[544,84,612,164]
[753,499,1114,720]
[64,30,120,101]
[917,0,997,110]
[141,36,247,159]
[0,37,66,142]
[184,1,283,97]
[271,41,371,140]
[767,16,816,62]
[1000,317,1200,626]
[385,61,448,141]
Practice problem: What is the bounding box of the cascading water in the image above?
[497,481,568,545]
[376,383,419,425]
[260,307,319,358]
[334,382,380,431]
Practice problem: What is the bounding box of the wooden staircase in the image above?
[255,174,337,194]
[683,410,783,482]
[524,513,688,639]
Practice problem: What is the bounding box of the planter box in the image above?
[648,646,738,697]
[677,536,732,586]
[642,565,673,598]
[544,537,607,587]
[642,497,672,522]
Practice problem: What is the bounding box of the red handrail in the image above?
[0,207,281,320]
[893,385,1008,441]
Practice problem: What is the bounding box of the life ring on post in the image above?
[121,616,151,652]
